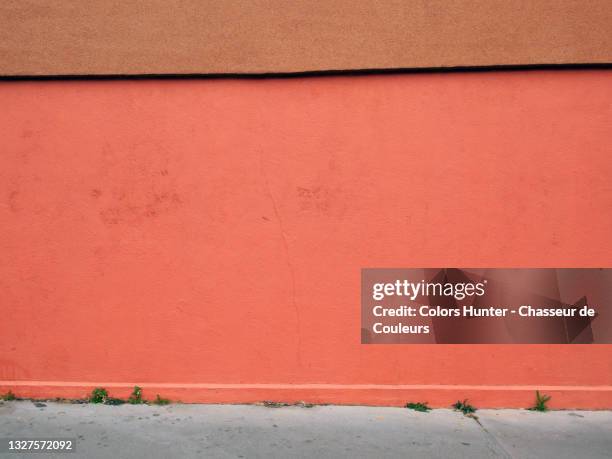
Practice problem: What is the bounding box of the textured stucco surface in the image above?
[1,71,611,406]
[0,0,611,76]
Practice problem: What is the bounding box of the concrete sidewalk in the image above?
[0,401,610,458]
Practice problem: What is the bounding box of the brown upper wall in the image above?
[1,0,611,77]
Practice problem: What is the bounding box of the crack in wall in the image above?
[259,151,302,368]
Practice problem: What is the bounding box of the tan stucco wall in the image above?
[1,0,611,76]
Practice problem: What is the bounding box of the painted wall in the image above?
[1,70,611,407]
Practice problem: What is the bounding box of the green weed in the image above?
[452,399,477,415]
[1,390,16,401]
[89,387,108,404]
[405,402,431,412]
[528,391,551,412]
[128,386,143,404]
[154,394,170,405]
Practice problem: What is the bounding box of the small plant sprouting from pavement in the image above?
[453,399,477,415]
[88,387,125,405]
[405,402,431,412]
[528,391,551,412]
[128,386,143,404]
[1,390,16,401]
[154,394,170,405]
[2,387,173,406]
[89,387,108,404]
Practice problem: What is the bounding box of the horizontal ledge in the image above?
[2,381,612,391]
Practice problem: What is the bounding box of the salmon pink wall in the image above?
[1,71,611,407]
